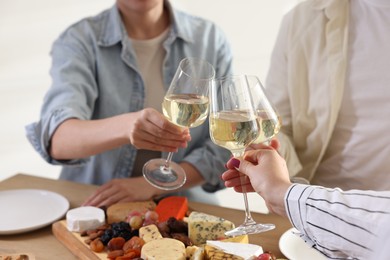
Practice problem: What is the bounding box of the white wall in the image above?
[0,0,298,211]
[0,0,115,180]
[171,0,297,81]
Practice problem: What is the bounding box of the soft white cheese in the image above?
[66,206,105,232]
[206,240,263,260]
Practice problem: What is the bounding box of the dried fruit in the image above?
[107,237,126,251]
[90,238,104,253]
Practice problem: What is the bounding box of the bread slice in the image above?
[106,201,156,224]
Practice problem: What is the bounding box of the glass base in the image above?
[143,158,186,190]
[225,222,275,236]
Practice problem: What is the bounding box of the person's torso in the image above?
[313,0,390,190]
[58,5,232,184]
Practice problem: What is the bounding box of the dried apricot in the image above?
[90,238,104,253]
[107,237,126,251]
[107,249,124,259]
[123,236,145,251]
[123,248,141,258]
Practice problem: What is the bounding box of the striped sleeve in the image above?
[284,184,390,259]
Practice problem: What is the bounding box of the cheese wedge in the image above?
[186,246,205,260]
[155,196,188,222]
[221,234,249,243]
[204,245,243,260]
[139,224,163,243]
[141,238,186,260]
[66,206,105,232]
[205,240,263,260]
[188,211,235,245]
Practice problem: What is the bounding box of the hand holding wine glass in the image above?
[209,74,275,236]
[143,57,215,190]
[247,77,309,185]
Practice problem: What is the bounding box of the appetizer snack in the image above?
[66,206,105,232]
[205,240,263,260]
[154,196,188,222]
[141,238,186,260]
[188,211,235,245]
[107,201,156,224]
[57,197,272,260]
[139,224,163,242]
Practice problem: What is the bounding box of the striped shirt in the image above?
[285,184,390,259]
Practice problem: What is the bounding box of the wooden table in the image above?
[0,173,292,259]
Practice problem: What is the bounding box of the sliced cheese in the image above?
[66,206,105,232]
[141,238,186,260]
[206,240,263,260]
[186,245,205,260]
[139,224,163,243]
[188,211,235,245]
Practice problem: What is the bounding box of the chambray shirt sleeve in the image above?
[25,25,97,165]
[182,120,231,191]
[285,184,390,259]
[181,23,233,191]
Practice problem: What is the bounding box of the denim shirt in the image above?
[25,2,233,190]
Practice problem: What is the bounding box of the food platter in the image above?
[0,189,69,235]
[52,197,271,259]
[279,228,327,260]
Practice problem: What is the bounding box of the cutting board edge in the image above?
[52,220,103,260]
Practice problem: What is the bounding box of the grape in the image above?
[126,210,143,222]
[129,215,143,230]
[142,218,157,227]
[144,210,159,222]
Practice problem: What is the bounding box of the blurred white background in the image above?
[0,0,299,212]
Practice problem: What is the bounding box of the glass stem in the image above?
[240,173,256,224]
[233,151,256,225]
[163,152,174,171]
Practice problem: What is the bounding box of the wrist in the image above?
[119,113,134,144]
[263,182,292,217]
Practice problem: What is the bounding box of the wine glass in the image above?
[143,57,215,190]
[248,76,281,145]
[248,77,309,184]
[209,74,275,236]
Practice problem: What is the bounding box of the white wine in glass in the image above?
[247,76,281,145]
[162,94,209,128]
[210,74,275,236]
[143,57,215,190]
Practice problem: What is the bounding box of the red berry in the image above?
[256,252,276,260]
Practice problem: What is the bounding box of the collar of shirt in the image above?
[96,0,193,48]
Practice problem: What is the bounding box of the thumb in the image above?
[237,157,256,178]
[269,138,280,150]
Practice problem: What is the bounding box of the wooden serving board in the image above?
[52,220,106,260]
[0,254,36,260]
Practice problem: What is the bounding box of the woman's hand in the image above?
[247,138,281,151]
[82,177,163,207]
[128,108,191,152]
[222,143,291,217]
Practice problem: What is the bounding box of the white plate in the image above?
[279,228,327,260]
[0,189,69,235]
